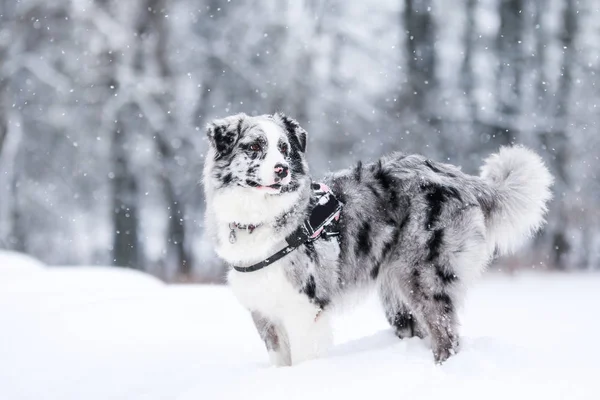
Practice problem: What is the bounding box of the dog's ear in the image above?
[275,112,307,153]
[206,113,246,158]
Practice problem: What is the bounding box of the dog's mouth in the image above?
[245,180,283,192]
[266,183,282,190]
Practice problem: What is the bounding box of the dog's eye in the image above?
[249,143,261,152]
[279,143,288,155]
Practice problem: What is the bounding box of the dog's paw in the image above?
[269,350,291,367]
[432,336,459,364]
[393,312,425,339]
[433,346,454,364]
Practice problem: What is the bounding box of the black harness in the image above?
[232,183,343,273]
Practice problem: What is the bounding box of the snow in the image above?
[1,251,599,400]
[0,251,45,275]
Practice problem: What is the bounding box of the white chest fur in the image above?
[207,184,307,265]
[228,261,332,366]
[227,262,317,323]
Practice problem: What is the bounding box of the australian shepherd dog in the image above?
[202,113,553,366]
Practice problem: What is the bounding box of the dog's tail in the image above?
[478,146,553,256]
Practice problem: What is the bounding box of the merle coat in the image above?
[203,113,553,365]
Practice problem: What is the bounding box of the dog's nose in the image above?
[274,164,289,180]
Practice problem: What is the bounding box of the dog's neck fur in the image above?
[203,153,312,266]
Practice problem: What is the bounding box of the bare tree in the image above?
[0,83,6,158]
[539,0,578,269]
[494,0,525,145]
[401,0,449,159]
[461,0,477,124]
[111,114,142,269]
[403,0,437,119]
[139,0,193,277]
[94,0,144,269]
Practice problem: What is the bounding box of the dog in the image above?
[202,112,553,366]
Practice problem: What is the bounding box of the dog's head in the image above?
[204,113,309,195]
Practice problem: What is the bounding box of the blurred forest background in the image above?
[0,0,598,282]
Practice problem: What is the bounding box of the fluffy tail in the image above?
[479,146,554,255]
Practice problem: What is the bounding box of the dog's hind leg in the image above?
[380,263,460,364]
[251,311,291,367]
[378,276,425,339]
[402,265,460,364]
[414,285,459,364]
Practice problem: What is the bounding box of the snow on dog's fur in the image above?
[203,113,553,366]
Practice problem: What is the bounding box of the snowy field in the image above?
[1,251,599,400]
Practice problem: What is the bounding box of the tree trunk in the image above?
[402,0,445,158]
[2,111,26,252]
[147,0,192,277]
[404,0,436,116]
[461,0,477,123]
[193,0,223,128]
[494,0,524,145]
[9,170,26,252]
[0,91,6,158]
[111,117,141,269]
[0,29,7,159]
[155,135,191,277]
[534,0,548,113]
[541,0,577,270]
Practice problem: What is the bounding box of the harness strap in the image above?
[232,241,300,273]
[232,183,342,273]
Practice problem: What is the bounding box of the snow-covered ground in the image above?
[1,251,599,400]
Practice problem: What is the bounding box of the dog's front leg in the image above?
[285,308,333,365]
[251,311,291,367]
